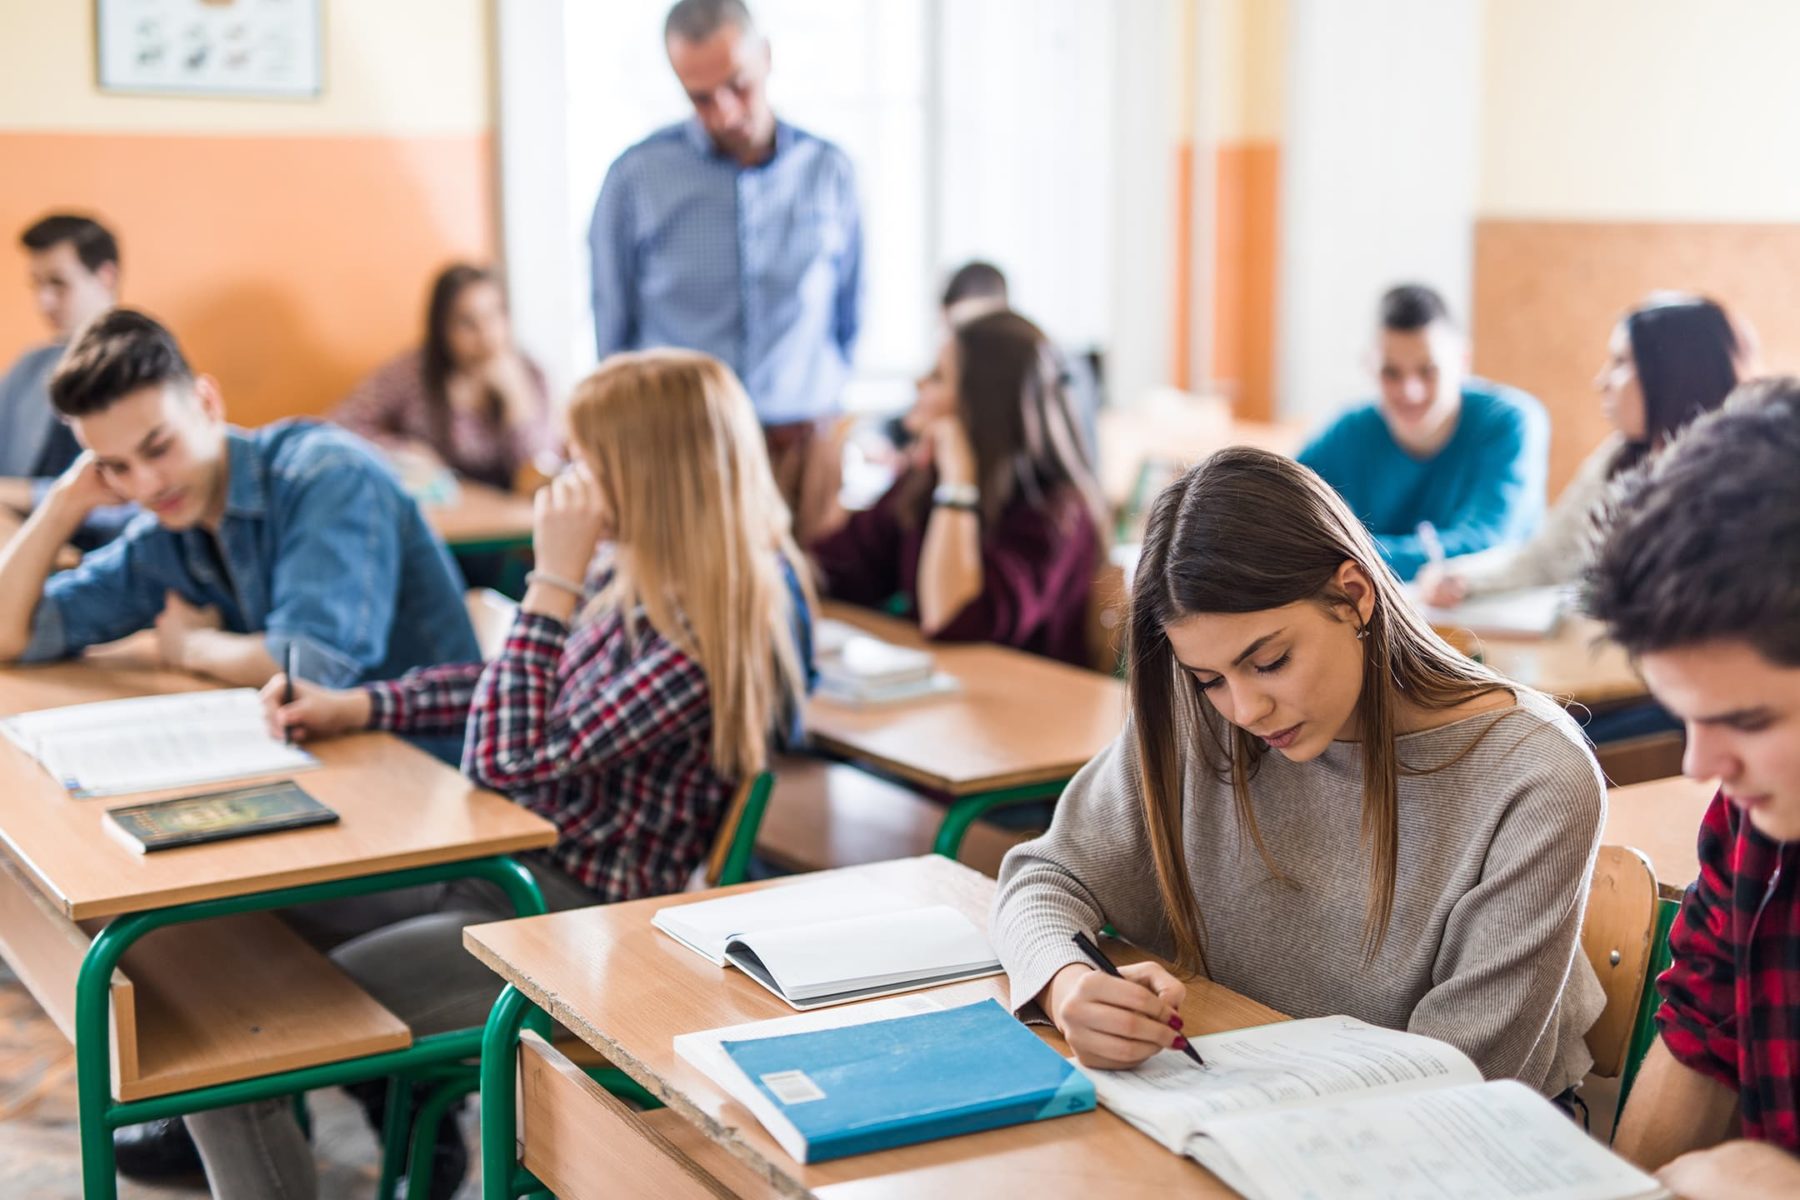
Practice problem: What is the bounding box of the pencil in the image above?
[1071,931,1205,1067]
[282,643,296,745]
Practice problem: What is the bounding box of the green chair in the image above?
[1615,895,1680,1122]
[379,770,775,1198]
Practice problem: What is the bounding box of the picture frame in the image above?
[95,0,324,99]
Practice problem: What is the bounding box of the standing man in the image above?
[0,214,129,543]
[589,0,862,540]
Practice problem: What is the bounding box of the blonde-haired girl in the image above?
[183,350,813,1199]
[992,447,1604,1110]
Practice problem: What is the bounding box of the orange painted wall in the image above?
[0,131,494,428]
[1210,142,1280,420]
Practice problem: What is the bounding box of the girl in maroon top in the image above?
[334,263,555,491]
[810,310,1106,667]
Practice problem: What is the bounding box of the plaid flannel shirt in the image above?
[366,583,733,902]
[1655,788,1799,1151]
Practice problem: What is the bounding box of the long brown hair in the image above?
[421,263,503,451]
[1129,448,1509,973]
[898,309,1105,532]
[566,349,812,778]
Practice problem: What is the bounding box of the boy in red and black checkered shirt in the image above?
[1585,378,1800,1199]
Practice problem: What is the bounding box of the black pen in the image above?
[282,642,296,745]
[1071,930,1205,1067]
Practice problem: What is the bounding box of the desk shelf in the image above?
[0,852,409,1102]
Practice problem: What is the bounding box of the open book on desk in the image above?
[653,877,1001,1009]
[1413,584,1569,639]
[1084,1016,1667,1200]
[0,689,318,798]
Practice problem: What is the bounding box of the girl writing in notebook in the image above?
[991,448,1606,1110]
[181,350,814,1200]
[809,309,1107,667]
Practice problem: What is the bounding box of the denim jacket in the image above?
[24,421,479,685]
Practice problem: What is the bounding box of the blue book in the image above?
[698,998,1094,1163]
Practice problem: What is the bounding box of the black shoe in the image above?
[346,1078,469,1200]
[113,1117,203,1181]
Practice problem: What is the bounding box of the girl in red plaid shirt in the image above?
[180,350,814,1200]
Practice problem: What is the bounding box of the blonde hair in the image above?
[567,349,811,778]
[1130,448,1512,973]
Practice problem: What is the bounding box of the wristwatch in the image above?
[931,482,980,511]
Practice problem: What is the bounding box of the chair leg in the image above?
[375,1077,415,1200]
[401,1074,479,1200]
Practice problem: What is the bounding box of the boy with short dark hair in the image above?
[1585,376,1800,1200]
[0,308,478,686]
[0,212,128,540]
[1299,283,1549,580]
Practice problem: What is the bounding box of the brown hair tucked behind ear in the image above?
[1130,448,1508,973]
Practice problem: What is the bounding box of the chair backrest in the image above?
[466,587,519,662]
[1580,844,1661,1077]
[1083,560,1129,676]
[705,771,774,887]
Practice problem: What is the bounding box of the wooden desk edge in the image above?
[31,829,557,922]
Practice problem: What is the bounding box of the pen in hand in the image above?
[282,643,296,745]
[1071,930,1205,1067]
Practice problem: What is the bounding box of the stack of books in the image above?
[814,619,957,706]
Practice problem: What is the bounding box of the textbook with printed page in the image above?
[1083,1016,1669,1200]
[0,689,318,798]
[652,878,1002,1009]
[676,997,1094,1164]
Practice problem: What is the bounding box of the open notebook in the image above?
[1413,584,1569,638]
[653,878,1002,1009]
[1085,1016,1668,1200]
[0,689,318,798]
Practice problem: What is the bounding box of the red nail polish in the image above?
[1173,1035,1190,1050]
[1168,1014,1184,1031]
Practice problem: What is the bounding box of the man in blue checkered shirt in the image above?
[589,0,863,539]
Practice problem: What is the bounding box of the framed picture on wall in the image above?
[96,0,324,98]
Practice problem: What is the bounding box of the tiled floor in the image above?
[0,962,480,1199]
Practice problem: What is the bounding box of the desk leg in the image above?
[71,856,547,1200]
[480,984,556,1200]
[933,779,1068,859]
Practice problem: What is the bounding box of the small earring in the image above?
[1355,625,1369,641]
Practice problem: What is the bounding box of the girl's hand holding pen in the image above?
[1042,957,1189,1070]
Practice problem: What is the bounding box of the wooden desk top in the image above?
[466,856,1283,1199]
[805,605,1126,796]
[423,480,536,548]
[0,642,556,920]
[1096,396,1306,506]
[1604,776,1716,901]
[1464,616,1647,709]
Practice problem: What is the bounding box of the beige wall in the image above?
[0,0,490,135]
[1473,0,1800,494]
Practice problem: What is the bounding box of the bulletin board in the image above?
[95,0,324,98]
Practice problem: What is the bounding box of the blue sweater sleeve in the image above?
[1376,397,1549,580]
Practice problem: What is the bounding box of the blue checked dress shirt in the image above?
[589,117,862,425]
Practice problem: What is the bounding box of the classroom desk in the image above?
[805,604,1126,856]
[1095,393,1307,510]
[423,479,537,553]
[0,643,557,1199]
[1456,616,1648,711]
[467,855,1286,1200]
[1603,775,1716,901]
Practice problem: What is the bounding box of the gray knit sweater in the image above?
[991,689,1607,1096]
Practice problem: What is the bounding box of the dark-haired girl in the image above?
[335,263,553,491]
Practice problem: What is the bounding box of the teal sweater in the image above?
[1298,380,1549,581]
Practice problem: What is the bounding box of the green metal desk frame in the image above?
[72,855,547,1200]
[480,983,662,1200]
